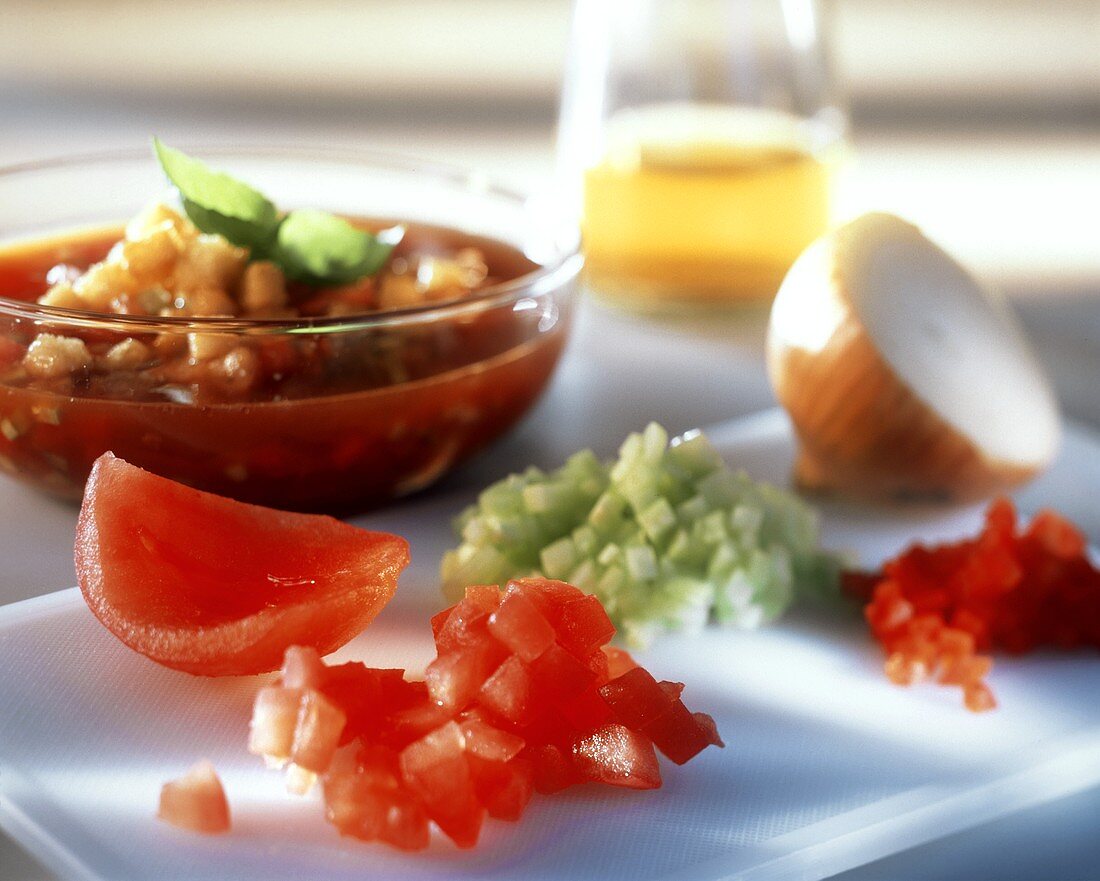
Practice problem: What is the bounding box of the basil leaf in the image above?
[153,139,279,250]
[275,211,402,285]
[180,199,280,252]
[152,139,400,286]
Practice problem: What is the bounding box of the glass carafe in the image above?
[558,0,846,311]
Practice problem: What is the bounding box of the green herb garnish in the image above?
[152,139,400,286]
[274,210,402,284]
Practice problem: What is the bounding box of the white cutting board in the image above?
[1,409,1098,881]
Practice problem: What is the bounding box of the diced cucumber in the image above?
[624,544,659,582]
[540,536,577,580]
[667,429,724,477]
[638,497,676,543]
[439,422,840,640]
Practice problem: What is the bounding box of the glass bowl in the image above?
[0,147,580,512]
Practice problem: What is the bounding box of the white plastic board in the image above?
[1,409,1099,881]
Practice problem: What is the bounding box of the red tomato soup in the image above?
[0,220,572,511]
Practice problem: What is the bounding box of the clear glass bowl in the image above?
[0,147,580,512]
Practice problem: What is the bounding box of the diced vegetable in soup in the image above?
[34,203,495,322]
[0,205,569,510]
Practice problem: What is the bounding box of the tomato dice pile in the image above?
[850,498,1100,711]
[248,578,723,850]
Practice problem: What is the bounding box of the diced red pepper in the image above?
[857,497,1100,711]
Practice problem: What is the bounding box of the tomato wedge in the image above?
[76,452,409,676]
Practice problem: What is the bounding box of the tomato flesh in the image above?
[158,761,231,834]
[488,590,557,661]
[245,577,722,851]
[76,452,409,675]
[572,724,662,790]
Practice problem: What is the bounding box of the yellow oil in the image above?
[582,104,837,309]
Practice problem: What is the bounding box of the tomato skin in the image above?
[76,452,409,676]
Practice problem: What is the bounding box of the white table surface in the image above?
[1,98,1098,878]
[2,297,1099,880]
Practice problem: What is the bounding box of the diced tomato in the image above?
[320,663,409,744]
[693,712,725,748]
[525,743,580,794]
[430,605,456,640]
[248,686,302,763]
[75,453,409,675]
[641,700,721,765]
[602,645,639,679]
[529,644,596,701]
[238,578,722,853]
[383,698,454,750]
[587,648,611,686]
[479,655,534,726]
[399,721,485,848]
[281,645,326,689]
[380,789,432,851]
[1025,509,1086,558]
[425,639,507,711]
[292,689,347,773]
[572,725,661,790]
[465,584,504,610]
[434,594,498,654]
[560,686,615,732]
[324,770,389,840]
[506,578,585,626]
[468,755,535,821]
[598,667,674,729]
[158,760,231,834]
[459,716,526,762]
[557,595,616,657]
[488,590,557,661]
[323,746,429,851]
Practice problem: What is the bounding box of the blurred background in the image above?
[1,0,1097,289]
[0,1,1098,879]
[2,0,1097,413]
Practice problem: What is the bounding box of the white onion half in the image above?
[766,212,1060,502]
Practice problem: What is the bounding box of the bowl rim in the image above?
[0,145,582,335]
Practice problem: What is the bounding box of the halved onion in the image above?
[766,212,1060,502]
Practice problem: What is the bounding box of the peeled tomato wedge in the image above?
[76,452,409,676]
[767,212,1060,502]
